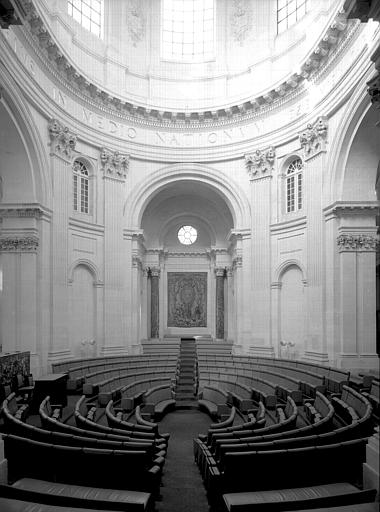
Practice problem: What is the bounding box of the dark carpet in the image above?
[157,408,212,512]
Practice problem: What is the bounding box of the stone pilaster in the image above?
[215,267,225,340]
[337,231,378,369]
[226,267,235,343]
[246,147,275,355]
[101,147,129,355]
[301,118,329,365]
[150,267,160,339]
[48,119,77,362]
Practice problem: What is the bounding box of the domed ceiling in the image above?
[23,0,354,123]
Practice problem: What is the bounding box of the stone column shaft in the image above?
[215,267,225,340]
[150,267,160,339]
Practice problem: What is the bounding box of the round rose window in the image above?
[178,225,197,245]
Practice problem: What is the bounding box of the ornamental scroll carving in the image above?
[100,148,129,180]
[0,236,39,252]
[245,146,276,180]
[126,0,146,47]
[299,117,328,158]
[230,0,252,46]
[48,119,77,158]
[337,233,378,251]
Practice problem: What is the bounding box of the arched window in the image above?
[68,0,103,38]
[73,160,89,214]
[162,0,215,62]
[286,158,303,213]
[277,0,310,34]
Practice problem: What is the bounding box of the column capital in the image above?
[0,236,39,252]
[100,147,129,181]
[48,119,77,160]
[299,116,328,160]
[149,266,161,278]
[245,146,276,181]
[337,233,379,252]
[214,267,226,277]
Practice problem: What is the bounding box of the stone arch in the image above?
[274,259,307,285]
[0,73,52,207]
[68,259,102,285]
[124,163,251,230]
[329,74,378,203]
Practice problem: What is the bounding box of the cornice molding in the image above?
[16,1,356,129]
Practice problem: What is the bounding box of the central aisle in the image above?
[157,409,212,512]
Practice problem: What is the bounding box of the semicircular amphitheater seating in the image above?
[0,350,378,512]
[192,351,378,511]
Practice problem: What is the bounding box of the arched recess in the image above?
[0,73,51,207]
[68,259,102,285]
[68,263,97,358]
[278,263,306,360]
[329,77,379,203]
[124,163,251,231]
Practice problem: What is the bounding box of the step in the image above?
[176,394,196,401]
[175,401,198,410]
[177,378,195,385]
[176,385,195,392]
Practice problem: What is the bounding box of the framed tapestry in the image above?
[167,272,207,327]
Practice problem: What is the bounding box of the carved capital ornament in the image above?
[299,117,328,158]
[245,146,276,180]
[100,148,129,180]
[337,233,379,251]
[48,119,77,158]
[0,236,39,252]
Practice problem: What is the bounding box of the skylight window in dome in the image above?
[68,0,103,38]
[277,0,309,34]
[162,0,215,63]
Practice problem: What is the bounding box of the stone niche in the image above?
[167,272,207,328]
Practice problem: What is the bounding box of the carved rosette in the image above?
[245,146,276,180]
[299,117,328,158]
[100,148,129,181]
[337,234,379,252]
[233,255,243,268]
[0,236,39,252]
[48,119,77,158]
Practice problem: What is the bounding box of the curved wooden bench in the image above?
[222,483,377,512]
[209,407,236,430]
[142,384,176,420]
[198,385,229,420]
[0,479,152,511]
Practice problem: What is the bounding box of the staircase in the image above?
[175,338,198,409]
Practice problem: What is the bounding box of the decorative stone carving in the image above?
[48,119,77,158]
[126,0,146,47]
[132,254,142,269]
[245,146,276,180]
[230,0,252,46]
[368,74,380,107]
[0,207,43,219]
[337,233,379,251]
[100,148,129,180]
[299,117,328,158]
[149,267,161,278]
[0,2,21,29]
[233,255,243,268]
[0,236,39,252]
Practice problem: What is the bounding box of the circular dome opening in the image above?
[178,225,197,245]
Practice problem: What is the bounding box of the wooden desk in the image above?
[31,373,68,411]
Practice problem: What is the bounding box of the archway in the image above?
[127,168,250,345]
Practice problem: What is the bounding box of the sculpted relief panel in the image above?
[167,273,207,328]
